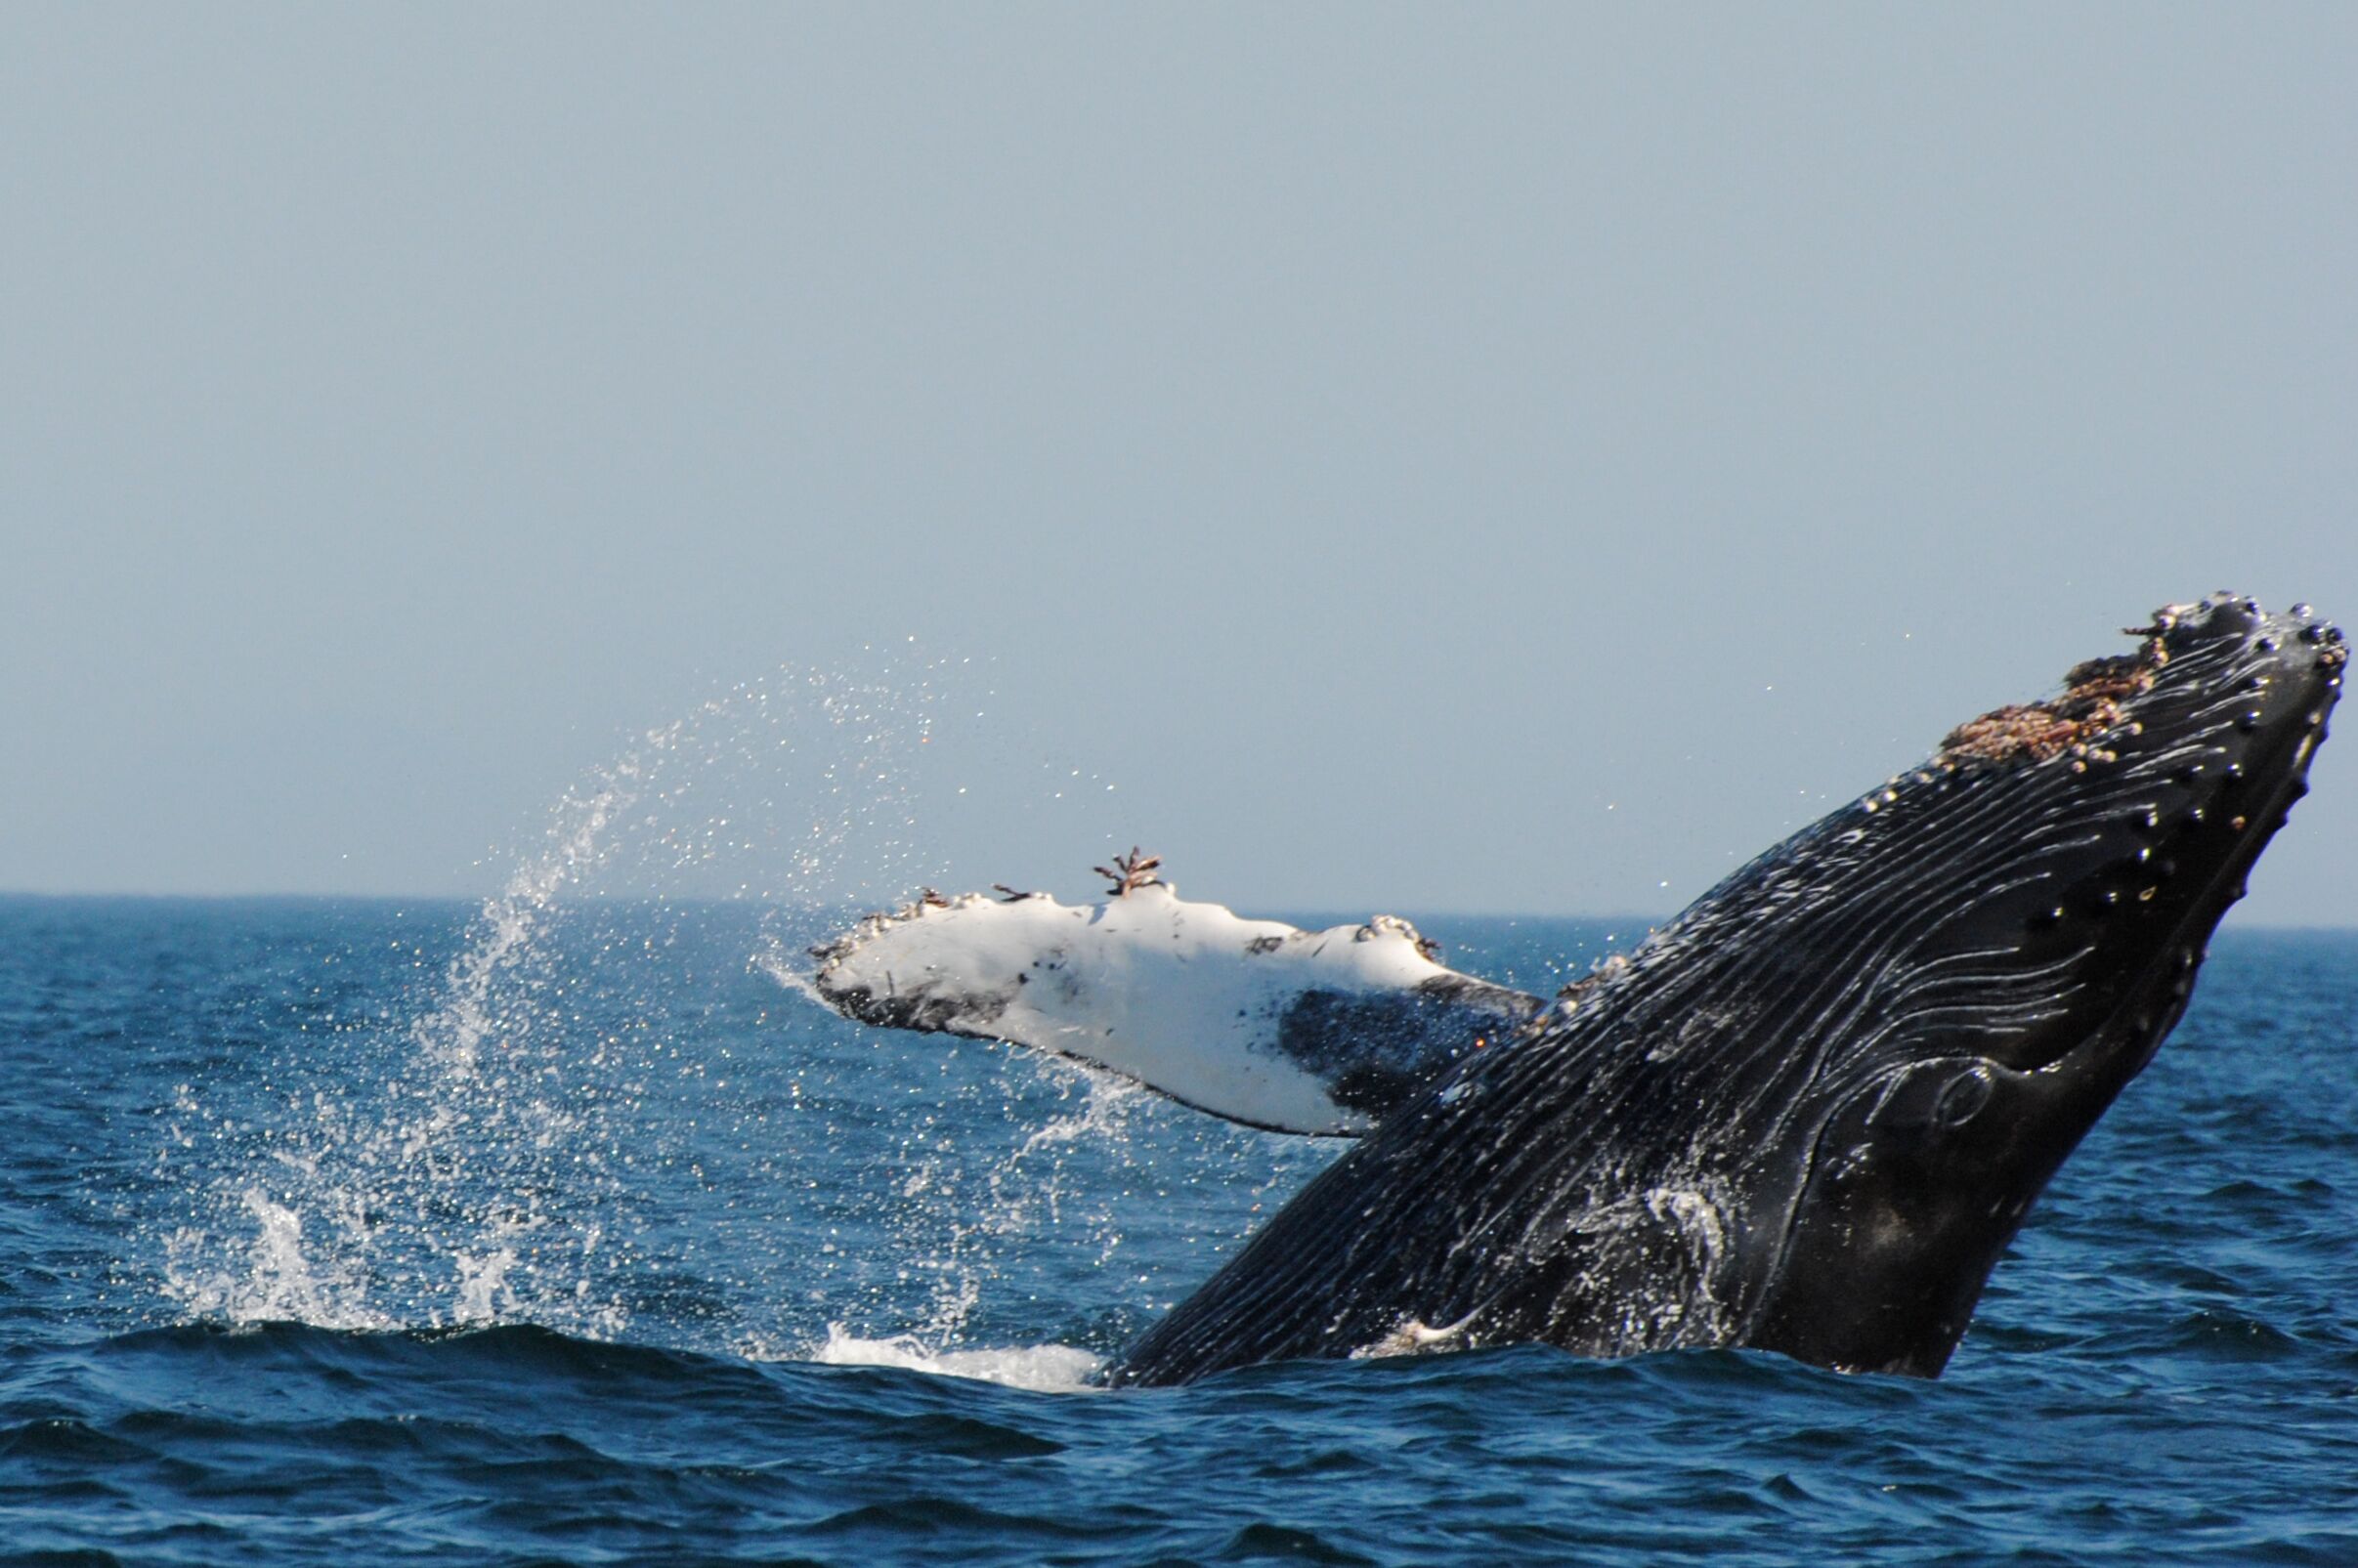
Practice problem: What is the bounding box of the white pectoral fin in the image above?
[806,883,1544,1135]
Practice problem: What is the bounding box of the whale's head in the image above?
[1744,593,2341,1374]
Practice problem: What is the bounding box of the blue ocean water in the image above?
[3,894,2355,1565]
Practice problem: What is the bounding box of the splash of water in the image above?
[153,647,1236,1369]
[860,1055,1154,1349]
[160,1191,390,1332]
[161,657,980,1338]
[806,1326,1106,1392]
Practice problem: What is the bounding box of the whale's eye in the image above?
[1933,1067,1995,1128]
[1870,1061,1997,1133]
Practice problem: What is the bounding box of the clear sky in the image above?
[4,6,2353,922]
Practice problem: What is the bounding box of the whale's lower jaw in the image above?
[1111,595,2342,1387]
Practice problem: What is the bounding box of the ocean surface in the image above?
[3,895,2355,1565]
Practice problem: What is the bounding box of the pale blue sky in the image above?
[4,6,2353,921]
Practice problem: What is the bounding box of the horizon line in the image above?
[1,886,2350,933]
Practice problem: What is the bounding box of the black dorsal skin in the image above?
[1112,595,2342,1386]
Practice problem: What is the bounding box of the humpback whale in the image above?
[805,594,2341,1383]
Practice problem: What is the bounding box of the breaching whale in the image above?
[805,594,2341,1383]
